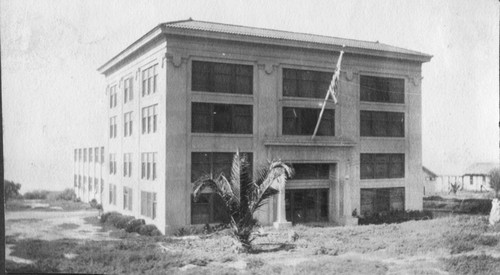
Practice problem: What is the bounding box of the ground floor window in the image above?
[360,187,405,216]
[109,184,116,205]
[285,188,329,223]
[141,191,157,219]
[123,187,133,211]
[191,193,230,224]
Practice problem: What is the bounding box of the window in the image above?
[142,105,157,134]
[191,193,230,224]
[89,178,92,192]
[83,148,87,162]
[109,116,117,138]
[94,178,98,193]
[74,149,77,162]
[191,103,252,134]
[141,191,157,219]
[94,147,99,162]
[191,152,252,182]
[74,175,77,187]
[360,154,404,179]
[123,187,133,211]
[142,64,158,96]
[283,68,332,98]
[124,77,133,103]
[109,85,117,108]
[192,61,253,94]
[124,112,133,137]
[109,184,117,205]
[100,147,104,164]
[285,189,329,223]
[360,187,405,216]
[291,163,330,180]
[109,154,116,175]
[283,107,334,136]
[360,75,404,103]
[123,153,132,177]
[89,148,93,163]
[141,152,157,180]
[78,148,82,161]
[360,111,404,137]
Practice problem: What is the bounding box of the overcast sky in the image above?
[2,0,499,191]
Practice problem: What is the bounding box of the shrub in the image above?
[358,210,433,225]
[456,199,492,215]
[138,224,161,236]
[4,180,22,201]
[23,190,49,200]
[489,168,500,198]
[89,199,98,208]
[56,189,76,201]
[125,219,145,233]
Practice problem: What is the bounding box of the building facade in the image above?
[97,19,431,234]
[74,146,105,203]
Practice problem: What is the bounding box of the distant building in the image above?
[423,166,437,195]
[97,19,431,234]
[462,162,499,192]
[73,146,105,203]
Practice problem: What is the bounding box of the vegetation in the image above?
[56,188,77,201]
[4,180,22,201]
[193,151,293,252]
[489,168,500,198]
[449,182,461,195]
[358,210,433,225]
[23,190,50,200]
[100,211,162,236]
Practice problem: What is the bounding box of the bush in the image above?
[456,199,492,215]
[56,189,76,201]
[358,210,433,225]
[100,212,161,236]
[138,224,162,236]
[23,190,49,200]
[125,219,145,233]
[89,199,98,208]
[5,180,22,201]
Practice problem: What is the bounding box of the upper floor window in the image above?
[192,61,253,95]
[123,187,133,211]
[74,149,77,162]
[191,152,253,182]
[109,116,117,138]
[142,105,157,134]
[141,152,157,181]
[360,111,404,137]
[283,107,334,136]
[360,153,404,179]
[109,85,117,108]
[142,64,158,96]
[78,148,82,161]
[109,183,117,205]
[89,148,93,163]
[124,77,133,103]
[109,154,116,175]
[94,147,99,162]
[360,75,404,103]
[100,147,105,164]
[283,68,332,99]
[124,112,133,137]
[83,148,87,162]
[123,153,132,177]
[192,103,252,134]
[291,163,330,180]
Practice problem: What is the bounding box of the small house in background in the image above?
[423,166,437,195]
[462,162,499,192]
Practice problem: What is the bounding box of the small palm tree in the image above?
[193,151,293,252]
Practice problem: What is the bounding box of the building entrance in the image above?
[285,188,329,223]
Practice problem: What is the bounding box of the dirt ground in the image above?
[5,200,500,274]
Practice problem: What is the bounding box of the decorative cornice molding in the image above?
[166,54,187,68]
[257,61,276,74]
[409,76,422,86]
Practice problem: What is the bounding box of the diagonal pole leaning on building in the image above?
[311,45,345,139]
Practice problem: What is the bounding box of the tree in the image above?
[489,168,500,198]
[193,151,293,252]
[4,180,22,201]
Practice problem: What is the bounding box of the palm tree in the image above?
[193,151,293,252]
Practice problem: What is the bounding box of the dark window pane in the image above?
[282,107,334,136]
[192,103,252,134]
[360,154,374,179]
[192,61,211,91]
[361,111,404,137]
[292,163,330,180]
[360,75,404,103]
[192,103,212,133]
[191,153,210,182]
[372,112,388,136]
[374,154,389,179]
[212,153,233,177]
[282,107,298,135]
[360,111,372,136]
[213,104,232,133]
[233,105,252,134]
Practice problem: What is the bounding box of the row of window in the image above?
[108,152,158,181]
[108,184,157,220]
[74,175,103,192]
[109,64,158,109]
[74,147,105,163]
[192,61,405,104]
[109,104,158,139]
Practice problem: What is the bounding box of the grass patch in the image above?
[58,223,80,230]
[443,255,500,275]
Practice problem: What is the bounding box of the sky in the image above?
[1,0,499,191]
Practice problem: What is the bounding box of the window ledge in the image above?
[264,137,356,147]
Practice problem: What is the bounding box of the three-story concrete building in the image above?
[98,19,431,234]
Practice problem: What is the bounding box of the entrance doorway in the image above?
[285,188,329,223]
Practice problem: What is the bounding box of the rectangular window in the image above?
[192,61,253,94]
[283,68,333,99]
[109,116,117,138]
[360,154,405,179]
[191,103,252,134]
[123,187,133,211]
[142,105,157,134]
[191,152,252,182]
[109,85,117,108]
[360,75,404,103]
[283,107,334,136]
[74,175,77,187]
[74,149,77,162]
[141,191,156,219]
[291,163,330,180]
[360,187,405,216]
[94,147,99,162]
[78,148,82,161]
[141,152,157,180]
[123,153,132,177]
[83,148,87,162]
[142,64,158,96]
[100,147,104,164]
[109,154,116,175]
[360,111,404,137]
[109,183,117,205]
[89,148,93,163]
[285,189,329,223]
[124,112,133,137]
[191,193,230,224]
[124,77,133,103]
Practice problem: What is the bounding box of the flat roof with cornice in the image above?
[98,18,432,74]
